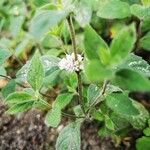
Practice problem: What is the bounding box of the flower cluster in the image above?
[58,53,83,73]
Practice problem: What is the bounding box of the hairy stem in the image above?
[67,16,78,60]
[67,16,85,113]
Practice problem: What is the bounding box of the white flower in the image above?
[58,53,83,73]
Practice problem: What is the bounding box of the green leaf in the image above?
[105,115,115,131]
[136,137,150,150]
[74,0,92,27]
[16,55,59,83]
[54,93,74,110]
[87,84,101,107]
[41,55,60,73]
[97,0,131,19]
[0,66,6,77]
[140,31,150,51]
[105,84,123,94]
[84,25,110,63]
[115,69,150,91]
[73,105,84,117]
[5,92,33,105]
[131,4,150,20]
[143,128,150,136]
[33,99,50,110]
[43,69,60,87]
[98,126,112,137]
[56,121,81,150]
[45,107,61,127]
[30,10,69,40]
[118,53,150,77]
[141,19,150,32]
[33,0,50,7]
[85,59,113,82]
[91,109,104,121]
[141,0,150,6]
[2,79,16,98]
[10,16,24,38]
[106,93,139,116]
[7,101,33,114]
[27,52,45,91]
[110,24,136,65]
[126,100,149,129]
[0,48,11,64]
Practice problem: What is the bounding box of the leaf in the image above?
[45,107,61,127]
[141,0,150,6]
[73,105,84,117]
[0,48,11,64]
[118,53,150,77]
[33,99,50,110]
[143,128,150,136]
[141,19,150,32]
[105,115,115,131]
[136,137,150,150]
[131,4,150,20]
[85,59,113,82]
[10,15,24,38]
[43,69,60,87]
[105,84,123,94]
[5,92,33,105]
[27,52,45,91]
[126,100,149,129]
[56,121,81,150]
[41,55,60,74]
[30,10,69,40]
[110,24,136,65]
[16,55,59,83]
[106,93,139,116]
[140,31,150,51]
[84,25,110,64]
[114,69,150,91]
[87,84,101,107]
[54,93,74,110]
[2,79,16,98]
[74,0,92,27]
[91,108,104,121]
[33,0,50,7]
[7,101,34,114]
[97,0,131,19]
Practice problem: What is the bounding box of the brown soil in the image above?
[0,101,134,150]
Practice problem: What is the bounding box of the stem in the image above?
[67,16,78,60]
[0,74,11,80]
[37,44,44,55]
[62,111,84,119]
[101,80,109,96]
[135,20,143,53]
[67,16,85,113]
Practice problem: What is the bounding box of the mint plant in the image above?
[0,0,150,149]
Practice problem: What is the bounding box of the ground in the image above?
[0,99,140,150]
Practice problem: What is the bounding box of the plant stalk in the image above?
[67,16,85,113]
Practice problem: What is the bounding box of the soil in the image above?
[0,100,136,150]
